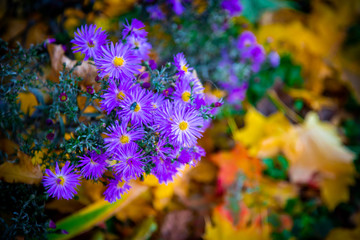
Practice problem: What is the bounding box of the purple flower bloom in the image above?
[45,119,53,126]
[59,92,68,102]
[163,87,174,97]
[113,143,145,179]
[44,38,56,47]
[149,59,157,70]
[173,53,192,76]
[154,100,174,136]
[249,44,266,72]
[221,0,243,16]
[118,87,153,126]
[127,35,152,61]
[122,19,147,39]
[155,139,173,159]
[43,162,81,200]
[142,82,151,89]
[95,42,141,80]
[151,156,178,183]
[147,5,166,20]
[168,0,185,15]
[151,93,165,111]
[104,121,145,152]
[71,24,108,61]
[104,177,131,203]
[173,74,204,104]
[168,105,204,146]
[49,220,56,229]
[268,51,280,68]
[237,31,257,57]
[100,79,134,114]
[227,81,248,104]
[86,86,94,94]
[78,151,108,179]
[178,148,192,164]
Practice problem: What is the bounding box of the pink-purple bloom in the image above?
[78,151,108,179]
[43,162,81,200]
[127,35,152,61]
[122,19,147,39]
[268,51,280,68]
[104,121,145,152]
[113,143,145,179]
[168,0,185,15]
[71,24,108,61]
[173,52,192,76]
[104,177,132,203]
[100,79,134,114]
[147,5,166,20]
[118,87,153,126]
[221,0,243,16]
[95,42,141,80]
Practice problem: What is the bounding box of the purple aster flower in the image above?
[237,31,257,57]
[178,148,192,164]
[173,74,204,104]
[100,79,134,114]
[78,151,108,180]
[151,93,165,111]
[126,35,152,61]
[112,143,145,179]
[44,38,56,47]
[168,0,184,15]
[163,87,174,97]
[142,82,151,89]
[104,121,145,152]
[249,44,266,72]
[191,145,206,162]
[95,42,141,80]
[173,53,192,76]
[168,105,204,146]
[154,100,174,136]
[221,0,243,16]
[147,5,166,20]
[43,162,81,200]
[86,86,94,94]
[59,92,68,102]
[151,156,178,183]
[268,51,280,68]
[227,81,248,104]
[122,19,147,39]
[104,177,131,203]
[118,87,153,126]
[71,24,108,61]
[46,132,55,141]
[149,59,157,70]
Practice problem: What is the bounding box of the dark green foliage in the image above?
[0,182,49,240]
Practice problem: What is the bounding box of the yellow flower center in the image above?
[134,41,140,47]
[134,103,141,112]
[60,95,67,101]
[181,65,188,72]
[179,121,188,131]
[181,91,191,102]
[120,135,130,144]
[87,40,95,48]
[57,176,65,185]
[152,104,157,108]
[244,40,252,47]
[117,91,126,100]
[113,57,125,67]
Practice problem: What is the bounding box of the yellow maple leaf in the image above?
[17,92,38,116]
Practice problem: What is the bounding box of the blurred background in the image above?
[1,0,360,239]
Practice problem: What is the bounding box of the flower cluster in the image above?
[43,20,218,203]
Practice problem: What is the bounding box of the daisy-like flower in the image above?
[173,53,192,76]
[237,31,257,58]
[151,156,178,183]
[151,93,165,111]
[59,92,68,102]
[95,42,141,80]
[127,35,152,61]
[122,19,147,39]
[71,24,108,61]
[168,105,204,146]
[104,121,145,152]
[113,143,145,179]
[100,79,134,114]
[154,139,173,159]
[154,100,174,136]
[78,151,108,179]
[104,177,132,203]
[43,162,81,200]
[221,0,243,16]
[173,74,204,104]
[118,87,153,126]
